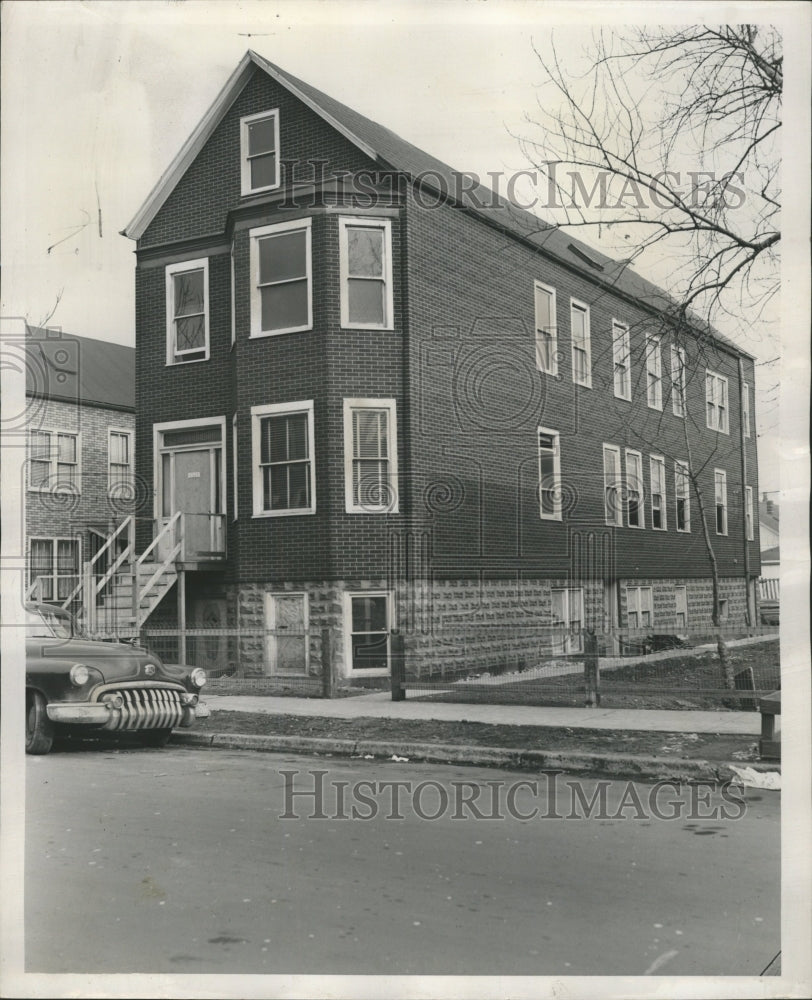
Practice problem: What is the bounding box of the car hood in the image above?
[26,636,170,685]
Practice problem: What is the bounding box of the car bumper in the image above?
[47,696,209,729]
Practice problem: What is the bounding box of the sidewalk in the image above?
[203,690,762,735]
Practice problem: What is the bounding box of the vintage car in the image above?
[25,603,209,755]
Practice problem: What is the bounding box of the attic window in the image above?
[241,109,280,194]
[567,243,604,271]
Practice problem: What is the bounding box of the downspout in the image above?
[737,356,752,625]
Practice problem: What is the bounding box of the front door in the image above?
[159,445,223,560]
[265,593,309,675]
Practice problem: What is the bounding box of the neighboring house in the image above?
[25,325,135,608]
[115,50,761,680]
[758,496,780,623]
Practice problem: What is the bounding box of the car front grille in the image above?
[99,685,186,731]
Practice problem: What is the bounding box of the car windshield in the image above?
[26,607,79,639]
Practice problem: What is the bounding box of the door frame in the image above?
[264,591,310,675]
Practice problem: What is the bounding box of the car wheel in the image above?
[138,728,173,747]
[26,690,54,755]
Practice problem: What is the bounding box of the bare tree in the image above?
[522,26,781,687]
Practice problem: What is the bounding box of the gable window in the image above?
[706,370,729,433]
[650,454,667,530]
[339,217,394,330]
[603,444,622,526]
[742,381,751,438]
[166,258,209,364]
[714,468,728,535]
[625,449,644,528]
[108,429,133,493]
[646,334,662,410]
[343,398,398,513]
[570,300,591,387]
[626,586,653,630]
[345,592,392,673]
[28,429,79,492]
[250,218,312,337]
[251,401,315,516]
[534,282,558,375]
[551,587,584,654]
[612,320,631,400]
[29,537,80,602]
[675,460,691,532]
[745,485,754,541]
[538,428,561,520]
[240,109,280,195]
[671,345,686,417]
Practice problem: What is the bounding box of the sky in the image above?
[1,0,807,491]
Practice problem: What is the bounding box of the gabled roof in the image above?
[760,545,779,563]
[123,50,752,359]
[26,326,135,411]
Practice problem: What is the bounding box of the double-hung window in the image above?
[240,109,280,194]
[343,398,398,513]
[339,217,394,329]
[250,218,312,337]
[551,587,584,654]
[346,592,392,673]
[671,345,686,417]
[650,454,667,530]
[603,444,623,526]
[745,485,754,541]
[28,429,79,491]
[742,381,751,438]
[706,371,729,433]
[625,449,644,528]
[538,428,561,520]
[108,429,133,493]
[570,300,591,387]
[626,586,653,630]
[646,334,662,410]
[534,282,558,375]
[675,460,691,532]
[714,468,728,535]
[29,537,80,602]
[612,320,631,400]
[166,258,209,364]
[251,401,315,516]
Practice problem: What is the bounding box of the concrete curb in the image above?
[170,730,779,784]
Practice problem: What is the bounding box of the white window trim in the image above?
[240,108,280,196]
[603,443,623,527]
[705,369,730,434]
[624,448,645,529]
[745,484,754,541]
[537,426,562,521]
[714,467,728,536]
[151,416,227,520]
[674,459,691,533]
[165,257,210,366]
[612,319,631,401]
[249,218,313,338]
[570,298,592,388]
[107,426,134,494]
[250,400,316,518]
[343,397,399,514]
[674,585,688,630]
[742,381,751,438]
[27,428,82,494]
[343,590,395,677]
[646,333,663,411]
[28,536,82,600]
[626,585,654,630]
[534,282,558,376]
[232,414,238,522]
[671,345,686,418]
[551,587,585,654]
[338,216,395,331]
[265,592,310,674]
[649,453,667,531]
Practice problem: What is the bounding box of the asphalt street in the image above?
[25,744,780,976]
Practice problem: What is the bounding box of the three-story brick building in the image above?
[122,51,760,681]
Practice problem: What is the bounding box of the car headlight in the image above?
[69,663,90,687]
[190,667,207,688]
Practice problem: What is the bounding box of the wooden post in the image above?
[390,630,406,701]
[583,629,600,707]
[82,560,95,634]
[178,568,186,665]
[321,627,335,699]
